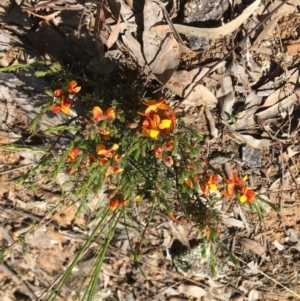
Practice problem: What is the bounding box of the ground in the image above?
[0,0,300,300]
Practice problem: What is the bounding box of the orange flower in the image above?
[238,186,256,203]
[113,154,123,162]
[67,147,80,162]
[222,183,235,198]
[165,139,174,151]
[50,96,72,115]
[225,173,247,185]
[204,229,211,237]
[108,194,127,211]
[67,80,81,94]
[92,106,115,122]
[184,176,199,188]
[200,174,218,196]
[96,144,119,158]
[164,109,177,129]
[143,98,170,116]
[170,212,187,224]
[111,161,124,174]
[98,157,109,166]
[54,89,63,97]
[142,114,172,139]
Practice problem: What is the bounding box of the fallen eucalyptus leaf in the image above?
[239,238,267,259]
[273,240,285,251]
[143,0,180,84]
[229,133,270,149]
[166,67,219,108]
[178,284,207,298]
[151,0,261,40]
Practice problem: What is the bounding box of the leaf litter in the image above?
[1,0,300,300]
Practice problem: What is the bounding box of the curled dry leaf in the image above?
[273,240,285,251]
[256,93,298,121]
[151,0,261,40]
[261,69,298,108]
[219,91,235,121]
[248,290,260,301]
[205,106,218,138]
[229,132,270,149]
[178,284,207,298]
[239,237,267,259]
[222,215,245,229]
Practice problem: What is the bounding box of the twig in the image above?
[0,263,37,300]
[22,0,59,12]
[0,163,36,176]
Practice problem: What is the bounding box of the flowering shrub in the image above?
[16,79,277,300]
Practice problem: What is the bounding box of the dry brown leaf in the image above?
[261,69,298,108]
[142,0,180,84]
[222,215,245,229]
[178,284,207,298]
[152,35,180,84]
[256,93,298,120]
[248,290,260,301]
[151,0,261,40]
[229,61,252,91]
[205,106,218,138]
[168,221,190,248]
[235,86,298,130]
[166,67,218,108]
[229,133,270,149]
[251,16,281,51]
[239,237,267,259]
[122,31,146,68]
[219,91,235,121]
[106,0,121,48]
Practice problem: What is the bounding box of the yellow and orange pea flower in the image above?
[238,186,256,203]
[96,144,119,158]
[50,95,72,115]
[108,194,127,211]
[164,109,177,129]
[92,106,115,122]
[143,98,170,116]
[224,173,247,186]
[67,80,81,94]
[142,114,172,139]
[200,174,218,196]
[222,173,256,203]
[222,183,235,198]
[67,147,80,162]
